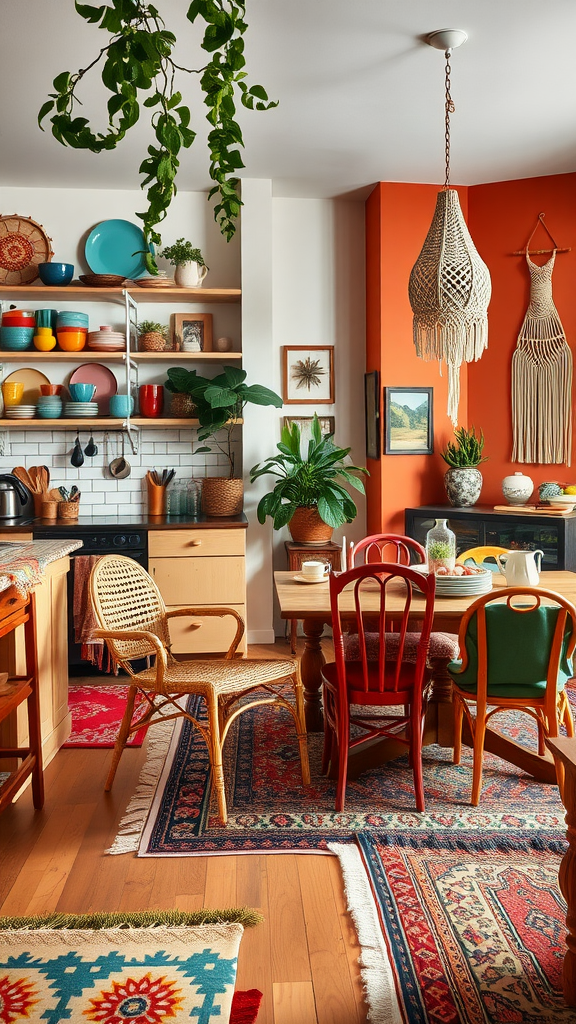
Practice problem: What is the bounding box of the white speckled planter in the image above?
[444,467,483,507]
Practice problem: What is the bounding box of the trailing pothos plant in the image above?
[38,0,277,271]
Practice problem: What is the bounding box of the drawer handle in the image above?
[187,540,202,547]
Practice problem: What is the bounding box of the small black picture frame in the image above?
[384,387,433,455]
[364,371,380,459]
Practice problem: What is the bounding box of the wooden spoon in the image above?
[12,466,34,491]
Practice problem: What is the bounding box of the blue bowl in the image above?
[36,406,62,419]
[0,326,34,351]
[38,262,74,287]
[69,382,96,402]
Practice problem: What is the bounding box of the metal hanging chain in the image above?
[444,48,455,188]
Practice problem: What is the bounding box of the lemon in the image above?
[564,485,576,494]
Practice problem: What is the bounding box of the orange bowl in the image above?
[40,384,63,396]
[57,331,86,352]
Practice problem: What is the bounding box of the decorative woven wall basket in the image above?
[201,477,243,517]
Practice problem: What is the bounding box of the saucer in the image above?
[294,573,330,584]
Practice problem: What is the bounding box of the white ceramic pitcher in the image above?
[496,549,544,586]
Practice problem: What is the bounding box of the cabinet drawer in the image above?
[167,604,246,654]
[149,529,245,558]
[150,557,245,605]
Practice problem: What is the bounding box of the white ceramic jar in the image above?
[502,471,534,505]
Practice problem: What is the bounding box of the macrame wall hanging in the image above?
[511,213,573,466]
[409,32,491,426]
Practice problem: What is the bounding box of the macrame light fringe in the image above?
[328,842,403,1024]
[409,188,491,425]
[511,252,572,466]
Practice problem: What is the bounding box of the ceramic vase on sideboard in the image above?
[444,466,483,507]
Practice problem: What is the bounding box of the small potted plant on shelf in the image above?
[137,320,169,352]
[165,365,282,515]
[250,414,368,543]
[159,239,208,288]
[441,425,487,507]
[164,370,197,418]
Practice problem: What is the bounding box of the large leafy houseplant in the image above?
[250,414,368,534]
[165,365,282,479]
[39,0,277,268]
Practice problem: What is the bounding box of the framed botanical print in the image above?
[364,370,380,459]
[171,312,213,352]
[282,346,334,404]
[384,386,433,455]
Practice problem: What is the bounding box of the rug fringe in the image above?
[328,842,403,1024]
[0,909,263,930]
[107,716,175,855]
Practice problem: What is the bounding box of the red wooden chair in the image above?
[348,533,426,569]
[321,562,436,812]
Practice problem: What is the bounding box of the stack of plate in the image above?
[64,401,99,418]
[5,405,36,419]
[413,565,493,597]
[56,311,89,330]
[87,328,126,351]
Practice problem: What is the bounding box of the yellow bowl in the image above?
[56,331,86,352]
[2,382,24,406]
[34,333,57,351]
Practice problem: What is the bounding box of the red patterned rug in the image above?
[63,685,148,749]
[231,989,262,1022]
[340,831,571,1024]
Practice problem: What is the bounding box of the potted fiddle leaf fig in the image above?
[165,365,282,515]
[250,414,368,543]
[159,240,209,288]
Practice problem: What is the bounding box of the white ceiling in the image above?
[2,0,576,199]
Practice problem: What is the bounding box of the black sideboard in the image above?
[405,504,576,572]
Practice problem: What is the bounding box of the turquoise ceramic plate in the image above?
[84,220,154,279]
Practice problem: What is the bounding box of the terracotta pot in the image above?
[201,477,243,517]
[288,506,334,545]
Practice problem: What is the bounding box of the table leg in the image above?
[301,618,325,732]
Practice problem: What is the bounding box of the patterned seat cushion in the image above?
[343,631,459,663]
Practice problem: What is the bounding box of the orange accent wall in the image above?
[366,172,576,529]
[467,172,576,502]
[365,182,468,533]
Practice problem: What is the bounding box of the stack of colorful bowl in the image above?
[36,394,63,419]
[56,311,89,352]
[65,382,98,417]
[87,325,126,351]
[1,309,35,351]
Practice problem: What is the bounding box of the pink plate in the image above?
[69,363,118,415]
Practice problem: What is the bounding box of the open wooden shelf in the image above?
[0,285,241,304]
[0,351,241,362]
[0,417,243,430]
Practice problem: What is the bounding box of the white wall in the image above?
[0,183,367,639]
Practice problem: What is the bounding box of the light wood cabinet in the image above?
[0,554,71,772]
[149,528,247,655]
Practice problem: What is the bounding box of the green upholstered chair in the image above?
[448,586,576,805]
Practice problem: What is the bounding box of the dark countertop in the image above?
[0,513,248,533]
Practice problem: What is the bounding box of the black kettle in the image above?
[0,474,34,518]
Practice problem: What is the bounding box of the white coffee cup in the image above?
[302,560,330,580]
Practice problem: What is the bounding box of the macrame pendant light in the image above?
[409,32,491,425]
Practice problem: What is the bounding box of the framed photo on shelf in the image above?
[282,346,334,404]
[283,415,335,447]
[364,370,380,459]
[384,386,433,455]
[171,312,213,353]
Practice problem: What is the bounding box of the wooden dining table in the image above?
[274,568,576,783]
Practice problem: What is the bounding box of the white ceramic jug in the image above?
[496,549,544,586]
[174,261,208,288]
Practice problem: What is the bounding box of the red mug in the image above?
[139,384,164,417]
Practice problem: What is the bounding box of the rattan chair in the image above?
[89,555,310,824]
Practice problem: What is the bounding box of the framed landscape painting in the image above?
[384,386,433,455]
[283,415,335,448]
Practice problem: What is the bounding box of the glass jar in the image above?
[186,479,202,516]
[166,482,186,515]
[425,518,456,574]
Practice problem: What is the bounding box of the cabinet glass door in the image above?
[486,522,559,569]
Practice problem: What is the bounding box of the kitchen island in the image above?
[0,540,82,788]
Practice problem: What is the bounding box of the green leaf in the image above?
[74,2,105,23]
[38,100,55,127]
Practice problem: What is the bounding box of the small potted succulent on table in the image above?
[441,425,487,507]
[137,320,169,352]
[159,239,208,288]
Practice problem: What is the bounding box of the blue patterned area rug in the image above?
[332,830,573,1024]
[108,691,570,856]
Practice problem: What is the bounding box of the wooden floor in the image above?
[0,641,368,1024]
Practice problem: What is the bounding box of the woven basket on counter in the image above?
[201,477,243,517]
[57,501,80,521]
